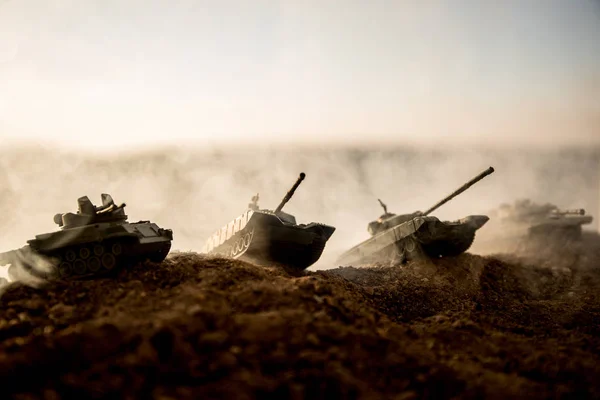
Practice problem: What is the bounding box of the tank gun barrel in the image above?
[275,173,306,213]
[422,166,495,216]
[551,208,586,216]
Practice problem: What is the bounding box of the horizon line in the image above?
[2,137,600,157]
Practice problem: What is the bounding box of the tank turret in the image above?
[549,208,586,218]
[367,167,495,237]
[54,194,128,229]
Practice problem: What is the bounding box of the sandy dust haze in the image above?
[0,143,598,271]
[2,1,600,397]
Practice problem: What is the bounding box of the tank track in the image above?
[285,238,327,270]
[210,225,331,271]
[21,239,128,281]
[420,232,476,258]
[395,236,427,263]
[228,229,255,259]
[282,224,332,270]
[529,225,583,241]
[57,240,125,279]
[21,238,172,281]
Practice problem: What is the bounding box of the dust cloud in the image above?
[0,143,598,273]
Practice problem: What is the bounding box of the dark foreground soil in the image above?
[1,234,600,399]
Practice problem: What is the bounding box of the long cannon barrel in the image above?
[551,208,586,216]
[422,166,495,216]
[275,172,306,213]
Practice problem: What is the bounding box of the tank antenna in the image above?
[377,199,388,214]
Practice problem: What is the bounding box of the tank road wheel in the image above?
[73,259,87,275]
[111,243,122,256]
[390,244,406,266]
[79,247,91,260]
[102,253,116,270]
[243,230,254,249]
[93,244,104,256]
[404,239,416,253]
[402,237,423,262]
[230,241,239,257]
[88,256,102,272]
[230,238,246,257]
[58,262,73,277]
[65,250,77,262]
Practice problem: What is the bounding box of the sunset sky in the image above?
[0,0,599,150]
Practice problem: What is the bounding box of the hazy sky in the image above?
[0,0,599,150]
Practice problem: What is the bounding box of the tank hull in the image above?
[1,221,173,280]
[337,215,489,266]
[204,211,335,270]
[528,215,593,239]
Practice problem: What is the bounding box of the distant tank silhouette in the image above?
[337,167,494,266]
[0,194,173,280]
[202,173,336,270]
[492,199,593,242]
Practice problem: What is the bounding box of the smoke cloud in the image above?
[0,143,598,284]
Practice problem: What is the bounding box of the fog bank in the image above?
[0,144,598,270]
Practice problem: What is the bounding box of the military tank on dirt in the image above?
[490,199,593,242]
[202,172,336,270]
[0,193,173,280]
[337,167,495,266]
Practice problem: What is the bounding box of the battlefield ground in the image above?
[0,145,599,399]
[0,233,599,399]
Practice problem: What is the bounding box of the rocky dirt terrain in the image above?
[0,233,599,399]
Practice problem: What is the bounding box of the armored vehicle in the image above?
[491,199,593,242]
[337,167,495,266]
[202,172,336,270]
[0,193,173,280]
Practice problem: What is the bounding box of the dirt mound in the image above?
[0,236,600,399]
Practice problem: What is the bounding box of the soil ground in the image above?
[1,233,600,399]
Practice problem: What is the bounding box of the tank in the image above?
[202,172,336,270]
[0,193,173,280]
[337,167,495,266]
[490,199,593,242]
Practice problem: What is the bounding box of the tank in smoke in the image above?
[337,167,495,266]
[491,199,593,242]
[202,172,336,270]
[0,194,173,280]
